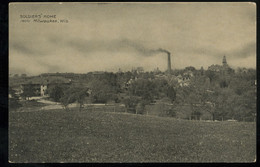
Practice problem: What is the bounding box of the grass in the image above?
[9,108,256,163]
[15,100,48,112]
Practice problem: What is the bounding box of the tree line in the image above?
[9,67,256,121]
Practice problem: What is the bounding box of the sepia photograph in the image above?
[8,2,256,163]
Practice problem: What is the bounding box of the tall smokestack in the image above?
[167,53,171,74]
[157,48,171,74]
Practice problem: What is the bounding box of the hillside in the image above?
[9,109,256,162]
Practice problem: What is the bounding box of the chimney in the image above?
[167,53,171,73]
[157,48,171,74]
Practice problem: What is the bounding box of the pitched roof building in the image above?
[208,56,234,74]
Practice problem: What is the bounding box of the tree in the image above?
[205,70,218,83]
[76,88,90,111]
[136,102,146,114]
[21,84,37,100]
[59,85,90,111]
[9,87,22,111]
[185,66,196,72]
[200,66,204,75]
[123,95,140,114]
[174,75,210,120]
[128,78,155,102]
[191,110,202,120]
[88,78,116,103]
[219,79,229,88]
[49,85,65,102]
[226,73,256,121]
[60,93,76,111]
[205,86,238,121]
[21,74,27,77]
[127,78,158,114]
[165,106,176,117]
[166,86,176,103]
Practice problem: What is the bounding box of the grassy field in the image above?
[9,108,256,163]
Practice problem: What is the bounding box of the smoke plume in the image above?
[49,36,171,57]
[156,48,171,55]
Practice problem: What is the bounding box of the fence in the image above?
[84,104,126,113]
[82,103,256,122]
[82,103,175,116]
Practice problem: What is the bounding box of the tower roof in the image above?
[222,55,227,66]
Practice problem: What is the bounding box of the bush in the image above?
[49,85,65,102]
[9,98,22,111]
[166,108,176,117]
[123,96,139,114]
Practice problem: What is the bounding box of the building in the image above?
[208,56,234,74]
[222,55,228,67]
[176,74,191,87]
[132,67,144,74]
[41,84,48,96]
[153,67,161,74]
[20,76,71,97]
[208,64,223,72]
[174,69,194,87]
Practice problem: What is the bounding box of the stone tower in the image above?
[222,55,228,67]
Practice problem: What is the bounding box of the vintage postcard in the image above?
[9,2,256,163]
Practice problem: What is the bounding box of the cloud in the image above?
[179,40,256,60]
[10,39,52,57]
[11,42,35,55]
[9,3,256,75]
[228,42,256,58]
[50,36,170,57]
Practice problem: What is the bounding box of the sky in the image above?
[9,2,256,75]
